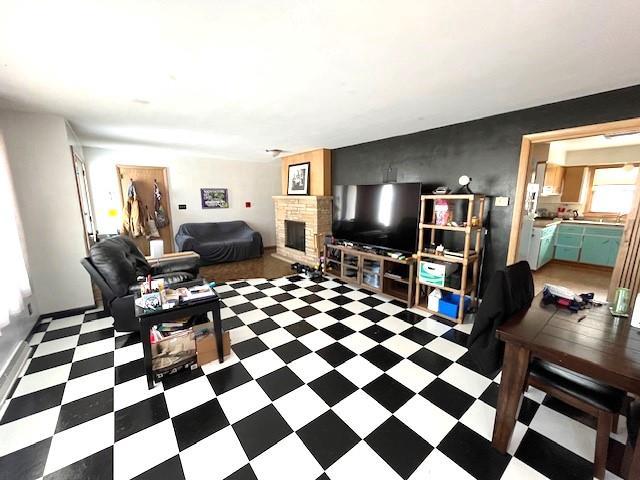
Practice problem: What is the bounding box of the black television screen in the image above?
[332,183,421,253]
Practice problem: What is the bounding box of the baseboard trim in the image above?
[0,341,30,406]
[41,304,97,320]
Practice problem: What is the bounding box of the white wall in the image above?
[84,147,280,247]
[564,145,640,166]
[0,110,95,314]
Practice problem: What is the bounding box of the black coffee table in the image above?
[135,279,223,389]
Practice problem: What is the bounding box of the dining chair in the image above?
[469,261,626,480]
[622,400,640,479]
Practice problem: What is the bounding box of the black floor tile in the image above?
[232,337,268,359]
[68,351,113,380]
[306,284,326,293]
[408,349,452,375]
[249,319,280,335]
[280,283,301,291]
[479,383,539,426]
[256,367,304,401]
[32,322,50,333]
[316,343,356,367]
[297,410,360,469]
[272,292,294,303]
[325,307,353,321]
[321,323,355,341]
[232,405,292,460]
[394,310,425,325]
[360,296,384,307]
[273,340,312,363]
[115,358,145,385]
[115,394,169,442]
[332,285,352,294]
[231,302,257,315]
[261,304,288,317]
[0,437,51,480]
[83,310,111,321]
[244,291,266,301]
[361,345,402,371]
[400,326,436,346]
[1,384,66,424]
[285,321,316,338]
[161,367,204,390]
[133,455,185,480]
[360,308,388,323]
[44,446,112,480]
[363,374,414,413]
[219,290,241,299]
[172,398,229,451]
[439,423,510,480]
[42,325,82,342]
[455,350,493,378]
[361,324,394,343]
[255,282,275,290]
[26,349,75,375]
[115,332,140,349]
[224,463,258,480]
[208,363,253,395]
[56,388,113,433]
[516,429,594,480]
[308,370,358,407]
[366,416,432,479]
[330,295,353,306]
[300,294,323,304]
[77,327,114,346]
[223,316,244,330]
[420,379,474,419]
[441,328,470,347]
[293,305,321,318]
[542,395,596,429]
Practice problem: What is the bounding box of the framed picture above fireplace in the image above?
[287,162,310,195]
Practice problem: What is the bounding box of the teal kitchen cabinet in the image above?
[607,238,621,266]
[537,224,557,268]
[555,245,580,262]
[580,235,617,266]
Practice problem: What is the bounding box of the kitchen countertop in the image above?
[533,218,625,228]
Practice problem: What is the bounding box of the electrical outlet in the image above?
[245,202,251,208]
[495,196,510,207]
[178,204,187,210]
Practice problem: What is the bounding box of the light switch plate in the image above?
[495,196,510,207]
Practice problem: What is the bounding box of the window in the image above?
[588,165,638,214]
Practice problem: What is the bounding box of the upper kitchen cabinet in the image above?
[543,164,565,195]
[561,166,586,202]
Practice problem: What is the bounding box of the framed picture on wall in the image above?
[201,188,229,208]
[287,162,310,195]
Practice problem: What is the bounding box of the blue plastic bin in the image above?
[438,293,471,318]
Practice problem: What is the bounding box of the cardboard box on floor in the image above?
[193,322,231,366]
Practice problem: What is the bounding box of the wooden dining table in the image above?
[491,293,640,474]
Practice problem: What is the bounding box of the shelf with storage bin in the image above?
[323,244,415,306]
[414,194,486,323]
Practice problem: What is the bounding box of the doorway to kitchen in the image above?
[508,118,640,305]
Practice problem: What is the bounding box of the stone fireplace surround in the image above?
[273,195,332,266]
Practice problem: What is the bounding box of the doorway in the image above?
[508,118,640,303]
[116,165,174,255]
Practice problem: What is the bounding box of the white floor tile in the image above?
[113,375,163,412]
[281,298,307,311]
[414,317,451,336]
[342,301,371,314]
[33,336,79,358]
[288,353,333,383]
[251,296,278,309]
[377,316,411,334]
[72,337,115,362]
[425,336,467,361]
[500,457,549,479]
[381,335,422,357]
[61,369,114,407]
[460,399,497,441]
[13,364,71,398]
[180,426,248,480]
[79,317,114,334]
[221,295,249,307]
[217,380,271,424]
[46,315,84,331]
[163,376,216,418]
[44,413,114,476]
[0,406,60,456]
[409,449,475,480]
[374,302,405,316]
[327,441,401,480]
[28,332,45,346]
[298,330,335,352]
[274,385,329,431]
[252,433,323,480]
[258,328,296,349]
[529,405,596,461]
[241,350,286,379]
[340,314,374,332]
[336,355,383,388]
[237,309,269,325]
[113,343,143,367]
[396,396,457,446]
[200,352,240,375]
[305,313,337,330]
[387,359,435,393]
[333,390,391,438]
[339,331,378,354]
[271,311,302,328]
[113,419,179,480]
[439,363,492,397]
[229,325,256,345]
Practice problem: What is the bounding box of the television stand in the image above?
[323,244,415,307]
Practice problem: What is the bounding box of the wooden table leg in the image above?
[211,300,224,363]
[140,319,155,389]
[492,342,530,453]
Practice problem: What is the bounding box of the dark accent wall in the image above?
[333,85,640,292]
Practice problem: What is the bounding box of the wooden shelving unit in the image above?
[323,244,415,306]
[414,194,486,323]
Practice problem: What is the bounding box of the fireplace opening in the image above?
[285,220,306,252]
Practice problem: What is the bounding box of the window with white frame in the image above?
[588,165,638,214]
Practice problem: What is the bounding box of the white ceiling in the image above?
[1,0,640,162]
[551,133,640,152]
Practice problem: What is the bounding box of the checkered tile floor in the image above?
[0,275,629,480]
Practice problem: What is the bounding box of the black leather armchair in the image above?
[81,236,200,331]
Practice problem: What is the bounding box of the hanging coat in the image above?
[130,198,146,237]
[154,180,169,228]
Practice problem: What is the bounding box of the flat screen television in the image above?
[332,183,421,253]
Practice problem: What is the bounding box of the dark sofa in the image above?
[175,221,263,265]
[81,236,200,331]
